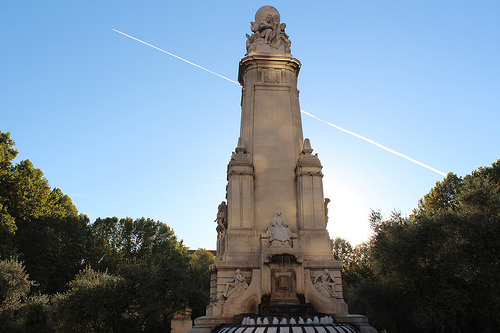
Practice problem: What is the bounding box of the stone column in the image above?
[238,54,303,232]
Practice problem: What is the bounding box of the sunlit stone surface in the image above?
[189,6,377,333]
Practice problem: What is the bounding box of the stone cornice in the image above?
[228,152,254,176]
[296,153,323,177]
[238,55,301,85]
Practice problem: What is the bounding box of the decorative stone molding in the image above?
[228,137,253,175]
[296,138,323,172]
[263,69,281,83]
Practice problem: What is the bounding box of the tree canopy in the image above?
[0,131,215,331]
[0,132,88,293]
[340,160,500,332]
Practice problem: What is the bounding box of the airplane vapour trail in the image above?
[113,28,447,177]
[112,29,240,85]
[301,110,447,176]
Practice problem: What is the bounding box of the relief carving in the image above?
[223,269,248,299]
[314,269,339,298]
[264,69,280,83]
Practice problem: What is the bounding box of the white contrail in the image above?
[112,28,447,177]
[301,110,447,176]
[112,29,240,85]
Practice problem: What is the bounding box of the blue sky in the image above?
[1,1,499,249]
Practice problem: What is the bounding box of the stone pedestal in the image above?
[171,308,193,333]
[171,319,193,333]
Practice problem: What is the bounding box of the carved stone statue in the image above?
[223,269,248,299]
[314,269,338,298]
[267,210,292,247]
[215,201,227,259]
[215,201,227,232]
[246,6,291,55]
[324,198,330,225]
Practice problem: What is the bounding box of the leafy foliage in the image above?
[0,257,34,332]
[188,249,215,318]
[77,217,209,330]
[0,131,214,331]
[0,257,32,313]
[55,267,123,332]
[0,131,87,293]
[12,293,54,333]
[54,241,210,332]
[0,132,19,255]
[86,217,188,271]
[342,160,500,332]
[332,237,372,287]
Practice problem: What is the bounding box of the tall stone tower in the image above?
[191,6,376,333]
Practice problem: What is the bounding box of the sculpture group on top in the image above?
[246,6,291,55]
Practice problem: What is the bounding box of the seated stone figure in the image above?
[314,269,338,298]
[223,269,248,299]
[267,210,292,247]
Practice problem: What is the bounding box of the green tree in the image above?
[350,160,500,332]
[115,261,189,332]
[188,249,215,318]
[0,257,32,313]
[82,217,195,330]
[0,131,87,293]
[0,257,34,332]
[55,267,123,332]
[332,237,372,287]
[16,293,53,333]
[56,249,192,332]
[0,132,18,169]
[0,132,19,255]
[16,214,89,293]
[86,217,188,272]
[417,173,462,215]
[332,237,374,317]
[332,237,354,263]
[0,131,215,331]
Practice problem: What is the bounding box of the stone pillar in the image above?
[238,54,303,233]
[296,138,326,230]
[171,308,192,333]
[296,138,333,261]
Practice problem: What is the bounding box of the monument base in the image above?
[258,303,311,316]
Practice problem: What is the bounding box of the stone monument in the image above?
[190,6,376,333]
